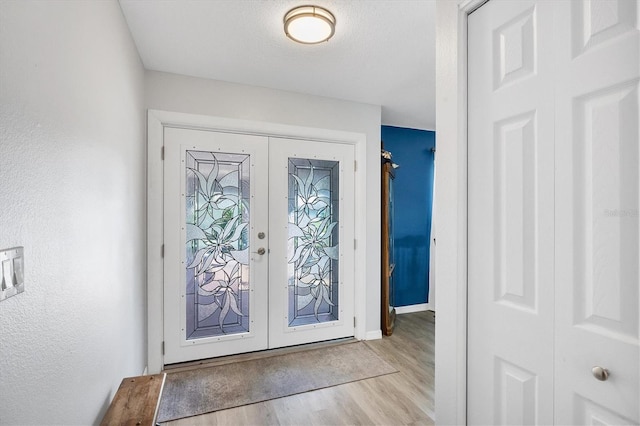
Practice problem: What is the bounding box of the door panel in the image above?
[163,127,269,364]
[468,1,556,424]
[554,1,639,423]
[268,138,355,348]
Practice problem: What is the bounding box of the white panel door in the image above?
[268,137,355,348]
[468,1,556,424]
[554,1,639,424]
[163,128,269,364]
[469,0,639,424]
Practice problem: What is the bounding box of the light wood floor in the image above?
[166,311,435,425]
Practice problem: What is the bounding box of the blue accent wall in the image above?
[382,126,435,307]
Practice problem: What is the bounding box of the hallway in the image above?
[166,311,435,425]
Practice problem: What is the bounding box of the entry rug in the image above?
[157,341,398,422]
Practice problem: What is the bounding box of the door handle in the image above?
[592,366,609,381]
[253,247,266,255]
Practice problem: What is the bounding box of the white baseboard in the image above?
[365,330,383,340]
[142,366,148,376]
[395,303,434,314]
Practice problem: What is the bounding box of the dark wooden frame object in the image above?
[381,158,396,336]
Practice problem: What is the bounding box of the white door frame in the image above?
[147,109,367,373]
[434,0,487,424]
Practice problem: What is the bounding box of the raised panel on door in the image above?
[554,1,639,423]
[268,137,355,348]
[467,1,555,424]
[163,127,269,364]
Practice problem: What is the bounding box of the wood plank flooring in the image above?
[165,311,435,425]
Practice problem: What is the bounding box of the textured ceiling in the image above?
[119,0,435,130]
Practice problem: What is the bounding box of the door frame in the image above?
[434,0,487,424]
[146,109,367,373]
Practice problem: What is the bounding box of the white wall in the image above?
[0,1,146,424]
[145,71,382,336]
[435,0,472,424]
[428,164,436,312]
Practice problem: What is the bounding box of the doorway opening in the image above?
[147,111,368,372]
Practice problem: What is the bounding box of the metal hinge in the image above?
[161,244,164,258]
[354,317,356,327]
[354,160,357,172]
[162,341,165,355]
[354,239,357,250]
[161,146,165,160]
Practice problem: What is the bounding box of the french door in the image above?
[163,127,355,364]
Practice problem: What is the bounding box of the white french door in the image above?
[163,127,355,365]
[468,0,639,424]
[163,128,269,364]
[268,137,355,348]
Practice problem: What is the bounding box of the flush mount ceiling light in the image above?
[284,5,336,44]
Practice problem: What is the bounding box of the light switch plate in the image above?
[0,247,24,302]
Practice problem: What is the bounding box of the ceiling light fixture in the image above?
[284,5,336,44]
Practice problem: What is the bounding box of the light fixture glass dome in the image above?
[284,5,336,44]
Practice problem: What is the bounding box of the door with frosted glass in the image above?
[163,128,355,364]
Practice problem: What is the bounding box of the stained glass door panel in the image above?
[269,138,355,349]
[288,159,340,326]
[163,128,269,364]
[185,150,250,339]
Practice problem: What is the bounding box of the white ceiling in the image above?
[119,0,436,130]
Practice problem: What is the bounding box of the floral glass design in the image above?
[185,150,250,339]
[288,158,340,326]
